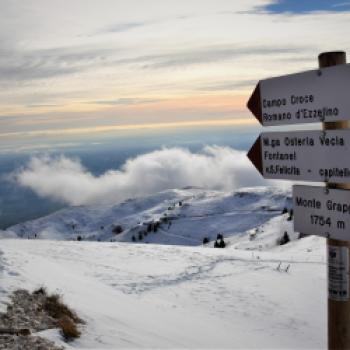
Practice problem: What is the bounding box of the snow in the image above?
[3,186,290,246]
[0,186,327,349]
[0,237,326,349]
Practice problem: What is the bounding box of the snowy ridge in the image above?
[3,186,291,247]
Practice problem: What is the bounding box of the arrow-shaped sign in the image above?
[247,63,350,126]
[248,129,350,183]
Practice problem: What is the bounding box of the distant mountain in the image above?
[3,186,294,248]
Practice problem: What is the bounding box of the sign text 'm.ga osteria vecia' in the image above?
[248,129,350,183]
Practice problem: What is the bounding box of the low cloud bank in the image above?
[13,146,270,206]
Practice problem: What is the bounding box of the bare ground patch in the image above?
[0,288,84,350]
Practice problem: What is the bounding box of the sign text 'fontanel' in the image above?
[248,129,350,183]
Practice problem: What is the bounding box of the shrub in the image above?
[44,294,82,324]
[214,238,226,248]
[153,222,160,232]
[33,286,47,295]
[216,233,223,240]
[218,238,226,248]
[112,225,123,234]
[279,231,290,245]
[287,209,294,221]
[202,237,209,245]
[58,315,81,341]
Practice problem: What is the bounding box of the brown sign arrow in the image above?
[247,136,262,175]
[247,129,350,183]
[247,83,261,124]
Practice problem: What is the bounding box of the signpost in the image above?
[248,129,350,183]
[247,51,350,349]
[247,63,350,126]
[294,185,350,241]
[319,52,350,350]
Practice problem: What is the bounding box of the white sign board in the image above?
[250,63,350,126]
[328,245,349,301]
[293,185,350,241]
[248,129,350,183]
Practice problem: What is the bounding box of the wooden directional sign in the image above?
[247,63,350,126]
[248,129,350,183]
[294,185,350,241]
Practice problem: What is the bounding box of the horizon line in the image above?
[1,118,257,138]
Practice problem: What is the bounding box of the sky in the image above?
[1,0,350,149]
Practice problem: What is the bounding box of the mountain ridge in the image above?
[2,186,292,247]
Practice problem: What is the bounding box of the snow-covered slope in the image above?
[0,235,326,349]
[0,186,327,349]
[3,187,291,246]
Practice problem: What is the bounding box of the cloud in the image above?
[12,146,269,206]
[115,45,311,70]
[197,79,257,92]
[333,2,350,8]
[101,21,150,34]
[85,20,160,37]
[0,40,316,86]
[91,98,164,106]
[0,46,114,83]
[93,14,195,37]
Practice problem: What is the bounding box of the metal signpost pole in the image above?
[319,51,350,350]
